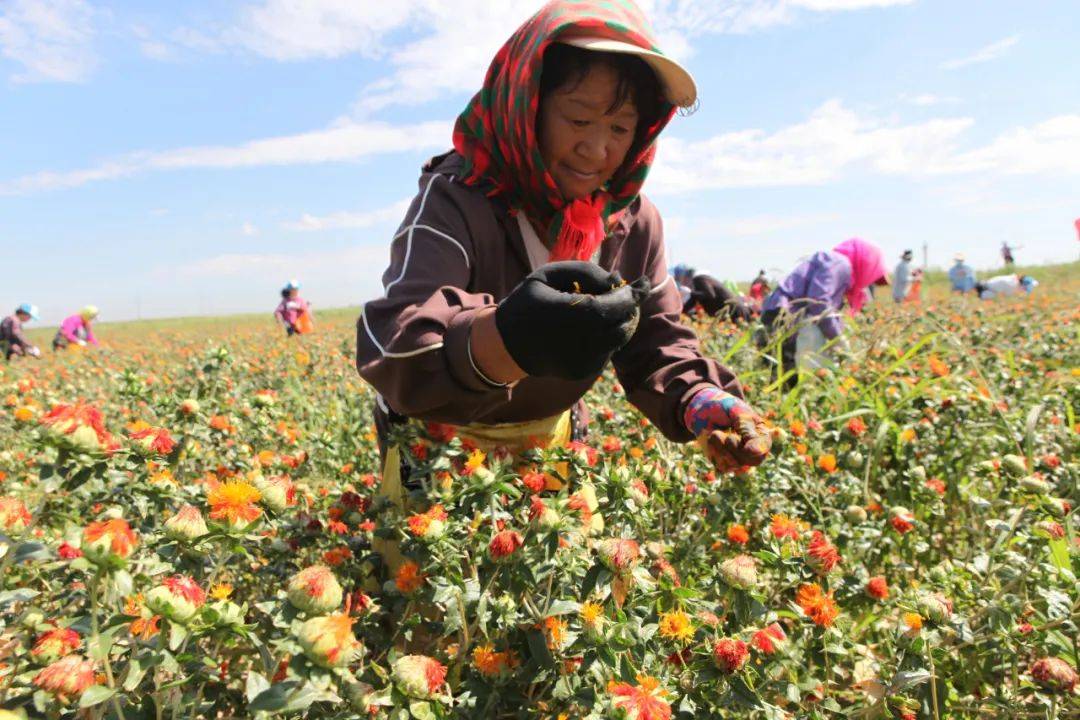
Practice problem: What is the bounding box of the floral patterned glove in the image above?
[683,386,772,473]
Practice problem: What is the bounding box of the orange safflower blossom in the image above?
[395,561,426,595]
[658,610,694,643]
[407,504,448,540]
[472,644,518,677]
[608,674,671,720]
[796,583,839,627]
[207,480,262,531]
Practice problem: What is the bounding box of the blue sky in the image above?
[2,0,1078,324]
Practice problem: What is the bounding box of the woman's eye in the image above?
[612,125,630,135]
[571,119,590,127]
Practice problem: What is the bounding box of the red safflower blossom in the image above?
[33,655,95,700]
[890,509,915,534]
[925,478,946,496]
[713,638,749,673]
[57,542,82,559]
[751,623,787,655]
[31,628,81,663]
[488,530,524,560]
[806,531,841,574]
[846,417,867,436]
[866,575,889,600]
[128,426,177,455]
[521,472,546,494]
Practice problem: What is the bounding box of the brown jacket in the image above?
[355,152,741,443]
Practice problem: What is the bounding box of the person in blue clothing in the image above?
[948,254,976,294]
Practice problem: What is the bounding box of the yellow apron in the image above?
[374,411,572,574]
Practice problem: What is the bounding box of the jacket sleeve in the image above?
[802,255,845,340]
[84,322,98,345]
[611,200,744,443]
[60,318,79,342]
[355,174,512,423]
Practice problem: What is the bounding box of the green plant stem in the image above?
[89,573,127,720]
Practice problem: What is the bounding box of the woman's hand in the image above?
[495,261,650,380]
[683,386,772,473]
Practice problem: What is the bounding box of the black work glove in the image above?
[495,261,650,380]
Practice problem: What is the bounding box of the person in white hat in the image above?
[355,1,773,585]
[1,303,41,360]
[948,253,976,294]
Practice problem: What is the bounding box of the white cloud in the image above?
[0,120,450,194]
[899,93,960,107]
[285,198,412,231]
[789,0,912,10]
[229,0,419,61]
[649,100,974,193]
[241,221,259,236]
[951,115,1080,175]
[650,102,1080,194]
[0,0,96,82]
[941,35,1018,70]
[226,0,914,114]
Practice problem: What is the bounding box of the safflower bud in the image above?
[287,565,343,615]
[845,505,867,523]
[297,613,362,668]
[597,538,641,575]
[1019,475,1051,493]
[719,554,758,589]
[916,592,953,623]
[32,655,96,701]
[1001,454,1027,478]
[0,496,32,536]
[81,518,138,568]
[178,398,200,415]
[254,474,297,512]
[146,575,207,623]
[30,628,81,665]
[164,505,208,542]
[392,654,448,699]
[1031,657,1078,692]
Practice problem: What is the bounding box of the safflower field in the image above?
[0,272,1076,719]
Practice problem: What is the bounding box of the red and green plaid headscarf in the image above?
[452,0,677,262]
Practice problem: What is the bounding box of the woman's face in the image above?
[288,288,299,299]
[539,63,639,201]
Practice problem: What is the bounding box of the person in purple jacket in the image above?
[759,238,888,388]
[53,306,99,351]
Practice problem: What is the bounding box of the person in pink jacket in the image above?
[274,280,313,335]
[53,306,99,350]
